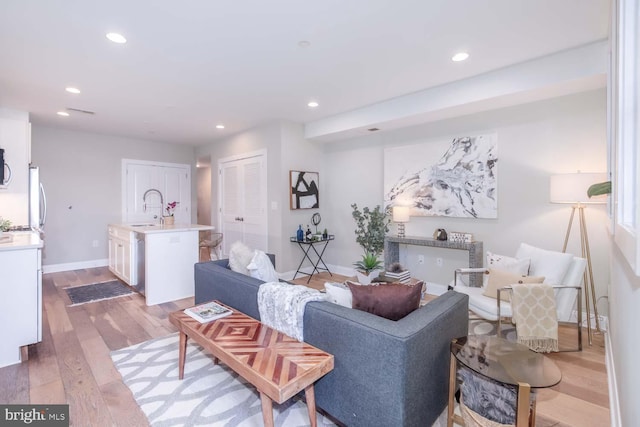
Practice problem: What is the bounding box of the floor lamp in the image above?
[550,172,607,345]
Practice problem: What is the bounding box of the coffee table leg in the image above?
[305,385,318,427]
[178,332,188,380]
[260,392,274,427]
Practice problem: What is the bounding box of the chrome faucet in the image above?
[142,188,164,214]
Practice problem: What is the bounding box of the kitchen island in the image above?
[108,223,213,306]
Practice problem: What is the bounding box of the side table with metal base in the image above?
[290,235,334,283]
[448,335,562,427]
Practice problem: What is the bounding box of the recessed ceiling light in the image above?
[57,111,69,117]
[298,40,311,48]
[216,124,225,129]
[65,87,81,94]
[307,101,319,108]
[452,52,469,62]
[106,32,127,44]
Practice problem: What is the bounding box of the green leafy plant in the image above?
[351,203,390,257]
[0,217,11,232]
[353,253,384,274]
[587,181,611,198]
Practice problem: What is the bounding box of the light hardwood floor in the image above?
[0,269,610,426]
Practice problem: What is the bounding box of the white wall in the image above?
[31,125,196,267]
[322,89,610,314]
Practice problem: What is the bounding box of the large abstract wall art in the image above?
[384,134,498,218]
[290,170,319,209]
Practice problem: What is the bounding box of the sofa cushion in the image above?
[324,282,352,308]
[482,268,545,301]
[347,281,422,321]
[516,243,574,285]
[247,250,279,283]
[228,241,254,275]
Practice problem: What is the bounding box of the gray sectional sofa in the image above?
[194,257,469,427]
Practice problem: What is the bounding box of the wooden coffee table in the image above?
[169,301,334,427]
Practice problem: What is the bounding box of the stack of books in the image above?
[184,301,233,323]
[383,270,411,284]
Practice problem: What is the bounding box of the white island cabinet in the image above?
[0,232,43,368]
[108,223,213,306]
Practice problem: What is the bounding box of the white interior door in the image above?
[123,160,191,224]
[219,152,267,255]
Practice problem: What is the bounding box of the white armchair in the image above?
[451,243,587,351]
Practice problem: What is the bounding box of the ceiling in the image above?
[0,0,610,146]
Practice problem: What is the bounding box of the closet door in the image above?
[219,153,267,255]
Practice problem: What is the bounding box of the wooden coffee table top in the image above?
[169,302,334,403]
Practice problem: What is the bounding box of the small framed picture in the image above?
[290,170,319,209]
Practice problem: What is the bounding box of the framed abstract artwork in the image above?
[290,170,319,209]
[384,134,498,218]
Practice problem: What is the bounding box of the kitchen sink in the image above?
[130,223,156,227]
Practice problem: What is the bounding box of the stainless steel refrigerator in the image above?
[29,166,46,232]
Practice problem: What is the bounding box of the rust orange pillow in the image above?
[346,281,423,321]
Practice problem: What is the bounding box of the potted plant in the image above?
[351,203,390,284]
[0,217,11,238]
[164,201,179,225]
[587,181,611,198]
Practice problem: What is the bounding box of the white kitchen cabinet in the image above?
[108,225,134,285]
[0,232,43,368]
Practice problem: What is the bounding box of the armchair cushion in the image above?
[516,243,574,285]
[482,269,545,301]
[484,251,530,287]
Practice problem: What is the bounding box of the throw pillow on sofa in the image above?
[247,250,279,283]
[347,281,423,321]
[228,241,254,275]
[324,282,352,308]
[483,251,531,287]
[482,268,545,301]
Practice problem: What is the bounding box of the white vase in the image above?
[355,269,381,285]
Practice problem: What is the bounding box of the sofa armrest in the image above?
[303,291,469,427]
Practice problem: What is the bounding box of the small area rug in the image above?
[65,280,134,306]
[111,333,336,427]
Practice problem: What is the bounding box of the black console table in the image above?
[290,235,335,283]
[384,236,484,287]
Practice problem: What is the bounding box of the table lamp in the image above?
[550,172,607,344]
[393,206,410,238]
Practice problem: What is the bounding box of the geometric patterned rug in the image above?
[111,333,336,427]
[65,280,134,306]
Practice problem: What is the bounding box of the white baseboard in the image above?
[279,264,352,282]
[43,258,109,274]
[605,333,621,427]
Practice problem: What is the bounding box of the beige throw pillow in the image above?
[482,268,545,301]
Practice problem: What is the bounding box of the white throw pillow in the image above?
[324,282,352,308]
[247,250,279,283]
[515,243,574,285]
[228,241,254,275]
[483,251,531,287]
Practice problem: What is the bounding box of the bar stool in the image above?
[199,232,223,261]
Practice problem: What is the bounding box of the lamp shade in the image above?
[392,206,410,222]
[549,173,607,204]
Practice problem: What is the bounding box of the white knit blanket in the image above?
[257,282,326,341]
[511,283,559,353]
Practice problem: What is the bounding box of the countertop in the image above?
[109,223,214,234]
[0,231,44,251]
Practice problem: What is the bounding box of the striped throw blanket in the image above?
[511,283,559,353]
[257,282,326,341]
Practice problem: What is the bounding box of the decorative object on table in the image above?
[289,170,319,209]
[384,134,498,218]
[353,253,384,284]
[550,171,607,344]
[392,206,410,238]
[184,301,233,323]
[164,200,178,225]
[351,203,390,284]
[383,262,411,284]
[0,217,11,241]
[433,228,448,241]
[311,212,322,232]
[305,224,312,241]
[449,231,474,243]
[296,224,304,241]
[322,228,328,240]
